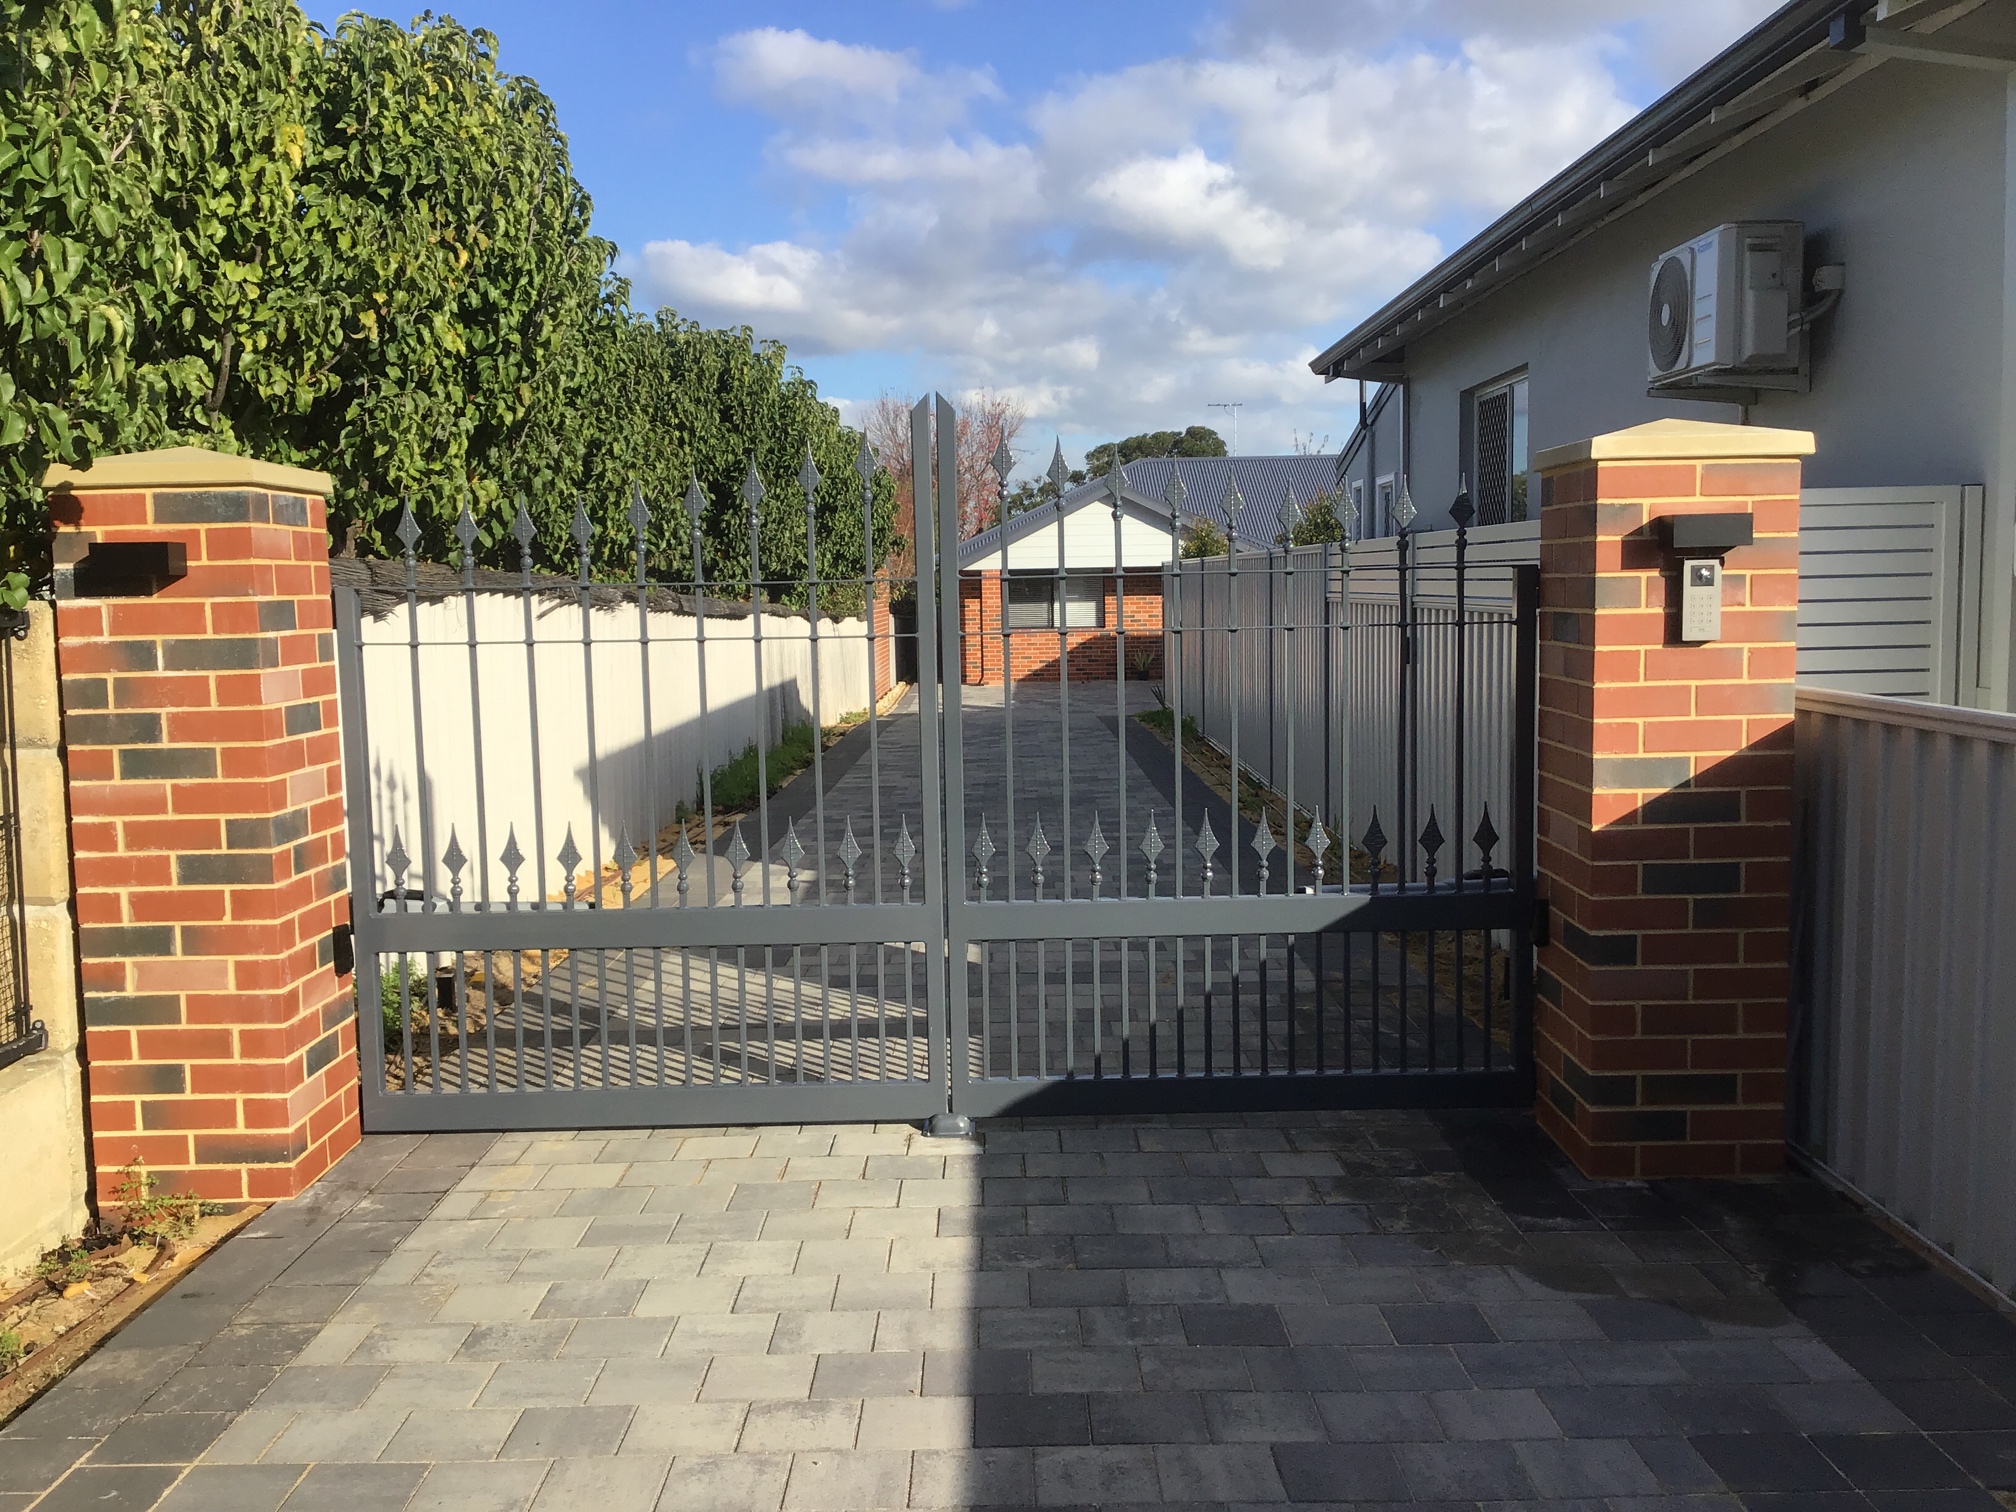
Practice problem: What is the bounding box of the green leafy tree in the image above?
[1281,490,1347,546]
[1,0,178,561]
[1083,424,1225,479]
[1179,517,1227,559]
[0,0,889,587]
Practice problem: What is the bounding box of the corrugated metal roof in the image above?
[957,454,1341,566]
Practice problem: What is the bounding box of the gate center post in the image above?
[1531,418,1810,1179]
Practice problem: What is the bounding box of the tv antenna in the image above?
[1207,402,1242,454]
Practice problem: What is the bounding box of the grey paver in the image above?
[378,1408,520,1462]
[406,1457,551,1511]
[262,1408,409,1464]
[154,1462,306,1511]
[653,1451,791,1511]
[528,1456,671,1511]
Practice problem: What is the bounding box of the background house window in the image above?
[1375,475,1396,537]
[1005,573,1106,628]
[1471,372,1530,525]
[1348,479,1366,539]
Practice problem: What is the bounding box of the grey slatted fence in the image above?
[1793,687,2016,1298]
[1170,530,1528,881]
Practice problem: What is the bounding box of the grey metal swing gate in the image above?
[338,394,1536,1133]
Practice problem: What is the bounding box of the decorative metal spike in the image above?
[1195,811,1219,887]
[1393,476,1417,530]
[1449,477,1475,530]
[1084,814,1108,895]
[837,816,863,896]
[1046,439,1070,494]
[673,827,696,900]
[1306,813,1332,886]
[1473,806,1500,876]
[855,434,876,482]
[780,818,806,896]
[556,827,582,902]
[1361,809,1387,893]
[500,827,524,904]
[972,815,996,891]
[894,816,916,899]
[386,828,410,891]
[454,502,478,583]
[570,499,593,551]
[612,834,637,907]
[1026,815,1051,891]
[683,474,707,525]
[1420,806,1445,887]
[991,437,1014,487]
[1162,469,1188,512]
[1279,482,1301,535]
[726,821,751,901]
[1252,809,1277,891]
[395,500,421,558]
[512,495,536,551]
[1220,476,1244,546]
[741,458,766,518]
[1140,813,1164,893]
[442,828,467,905]
[629,481,651,540]
[1342,490,1361,544]
[798,443,822,505]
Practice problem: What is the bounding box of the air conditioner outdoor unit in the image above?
[1647,221,1807,400]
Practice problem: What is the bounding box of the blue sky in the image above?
[299,0,1781,471]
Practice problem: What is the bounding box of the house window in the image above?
[1348,479,1366,539]
[1375,475,1396,538]
[1004,573,1106,629]
[1470,371,1529,525]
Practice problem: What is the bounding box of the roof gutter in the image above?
[1309,0,1869,381]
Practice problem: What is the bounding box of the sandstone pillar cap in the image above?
[1533,417,1815,474]
[43,445,331,498]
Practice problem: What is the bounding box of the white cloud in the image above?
[630,3,1781,461]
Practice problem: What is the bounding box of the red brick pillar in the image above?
[1531,419,1809,1179]
[45,447,358,1203]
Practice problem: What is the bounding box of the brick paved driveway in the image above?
[4,1111,2013,1509]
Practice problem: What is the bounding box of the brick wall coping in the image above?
[1533,417,1815,472]
[43,445,332,497]
[1797,684,2016,745]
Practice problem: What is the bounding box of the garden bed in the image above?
[0,1203,262,1426]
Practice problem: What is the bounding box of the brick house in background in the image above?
[955,454,1338,684]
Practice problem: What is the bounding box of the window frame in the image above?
[1002,571,1107,630]
[1462,368,1530,526]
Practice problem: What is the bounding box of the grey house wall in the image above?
[1332,49,2016,708]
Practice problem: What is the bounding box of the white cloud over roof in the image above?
[628,2,1780,455]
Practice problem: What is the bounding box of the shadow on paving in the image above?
[0,1111,2012,1511]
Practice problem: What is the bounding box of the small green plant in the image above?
[1135,707,1204,746]
[1179,518,1228,559]
[108,1161,200,1259]
[380,958,417,1044]
[0,1330,24,1373]
[0,572,28,612]
[35,1243,90,1287]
